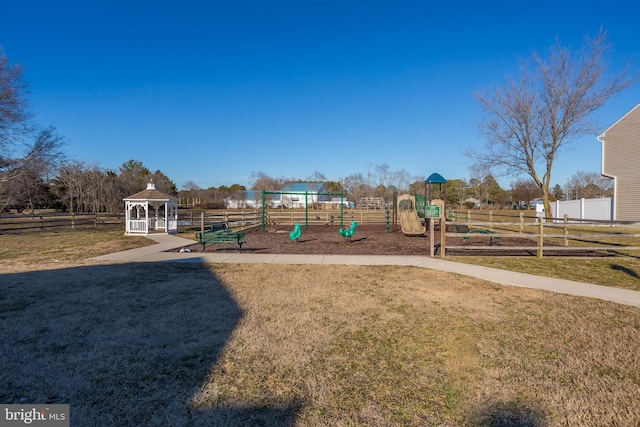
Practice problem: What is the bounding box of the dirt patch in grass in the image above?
[2,261,639,426]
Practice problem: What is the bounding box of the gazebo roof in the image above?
[123,182,178,202]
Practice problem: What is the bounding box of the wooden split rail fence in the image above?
[441,210,640,258]
[0,213,124,233]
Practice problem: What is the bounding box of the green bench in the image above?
[209,222,228,232]
[196,222,245,250]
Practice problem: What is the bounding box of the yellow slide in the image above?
[396,194,425,236]
[399,209,425,236]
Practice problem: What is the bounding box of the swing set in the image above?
[260,190,346,231]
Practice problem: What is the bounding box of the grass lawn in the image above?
[452,256,640,291]
[1,228,639,425]
[450,223,640,291]
[0,226,154,271]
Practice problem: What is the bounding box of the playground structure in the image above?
[257,178,448,246]
[396,194,425,236]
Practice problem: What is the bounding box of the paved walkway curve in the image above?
[90,234,640,308]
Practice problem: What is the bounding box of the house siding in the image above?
[599,103,640,222]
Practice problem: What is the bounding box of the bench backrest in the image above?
[210,222,228,232]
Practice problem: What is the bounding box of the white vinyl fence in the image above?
[551,197,613,221]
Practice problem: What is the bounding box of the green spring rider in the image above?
[339,221,358,240]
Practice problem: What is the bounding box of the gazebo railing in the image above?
[128,219,148,233]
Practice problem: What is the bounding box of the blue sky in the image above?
[2,0,639,190]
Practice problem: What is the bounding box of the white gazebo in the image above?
[123,181,178,235]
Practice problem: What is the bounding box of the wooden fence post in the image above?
[519,212,524,234]
[440,216,446,258]
[563,214,569,246]
[489,211,493,231]
[200,212,205,234]
[537,219,544,258]
[429,219,435,257]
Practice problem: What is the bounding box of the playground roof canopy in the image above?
[425,173,446,184]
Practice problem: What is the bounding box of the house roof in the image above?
[123,182,178,201]
[598,102,640,139]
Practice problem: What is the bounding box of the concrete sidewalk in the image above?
[90,234,640,308]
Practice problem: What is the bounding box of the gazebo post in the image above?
[125,201,130,234]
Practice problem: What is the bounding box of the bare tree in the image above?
[341,173,372,208]
[248,171,282,191]
[54,161,154,213]
[468,164,494,208]
[1,126,65,213]
[101,169,122,213]
[447,179,468,208]
[389,169,414,193]
[306,171,327,182]
[182,180,201,191]
[53,160,86,213]
[566,170,613,199]
[1,55,66,201]
[511,178,542,208]
[470,30,637,217]
[0,54,32,154]
[372,163,391,188]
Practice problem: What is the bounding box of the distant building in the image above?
[358,197,384,209]
[224,182,349,209]
[597,102,640,221]
[225,190,281,209]
[279,182,329,208]
[463,197,482,209]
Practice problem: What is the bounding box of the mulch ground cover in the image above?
[184,224,612,257]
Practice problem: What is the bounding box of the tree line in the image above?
[181,167,613,211]
[1,156,178,214]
